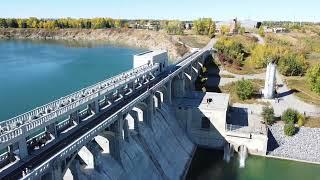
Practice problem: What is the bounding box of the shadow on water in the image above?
[186,148,239,180]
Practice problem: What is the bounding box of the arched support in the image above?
[166,80,172,105]
[86,140,102,171]
[67,159,81,180]
[172,73,186,98]
[154,91,163,109]
[145,96,154,129]
[130,109,140,133]
[77,146,94,170]
[123,119,130,142]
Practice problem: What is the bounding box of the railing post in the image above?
[18,126,28,159]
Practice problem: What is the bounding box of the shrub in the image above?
[261,106,275,125]
[278,53,308,76]
[281,108,298,124]
[258,26,265,37]
[297,113,305,127]
[236,79,254,100]
[284,123,296,136]
[249,45,284,68]
[306,63,320,95]
[214,37,245,66]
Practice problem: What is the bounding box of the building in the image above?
[133,50,168,72]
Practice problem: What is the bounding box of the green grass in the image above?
[220,79,269,105]
[285,77,320,106]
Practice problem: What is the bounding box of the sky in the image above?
[0,0,319,22]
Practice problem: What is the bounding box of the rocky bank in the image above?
[0,28,190,60]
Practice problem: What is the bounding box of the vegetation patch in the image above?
[284,123,296,136]
[285,78,320,105]
[261,106,275,125]
[220,79,266,104]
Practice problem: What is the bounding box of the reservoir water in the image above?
[0,39,145,121]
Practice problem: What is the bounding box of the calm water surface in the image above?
[187,148,320,180]
[0,39,145,121]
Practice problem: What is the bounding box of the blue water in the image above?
[0,40,145,121]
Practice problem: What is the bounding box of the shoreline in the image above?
[265,154,320,165]
[0,28,190,61]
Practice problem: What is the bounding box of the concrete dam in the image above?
[0,39,267,180]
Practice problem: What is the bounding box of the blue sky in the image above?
[0,0,319,22]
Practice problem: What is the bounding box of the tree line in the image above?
[0,17,125,29]
[0,17,217,37]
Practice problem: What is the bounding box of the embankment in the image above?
[0,28,190,60]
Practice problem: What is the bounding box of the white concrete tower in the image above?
[263,62,277,99]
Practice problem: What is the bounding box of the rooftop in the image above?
[174,91,229,111]
[135,50,167,57]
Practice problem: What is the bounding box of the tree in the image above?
[278,53,307,76]
[236,79,254,100]
[306,63,320,95]
[17,19,27,28]
[239,27,246,35]
[114,19,123,28]
[284,123,296,136]
[282,108,299,124]
[0,18,8,28]
[165,20,184,35]
[6,19,18,28]
[193,18,216,37]
[261,106,275,125]
[220,25,230,35]
[258,26,265,37]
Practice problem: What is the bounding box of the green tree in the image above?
[284,123,296,136]
[282,108,299,124]
[258,26,265,37]
[0,18,8,28]
[6,19,18,28]
[114,19,123,28]
[278,53,307,76]
[193,18,216,36]
[236,79,254,100]
[220,25,230,35]
[306,63,320,95]
[165,20,184,35]
[261,106,275,125]
[239,27,246,35]
[17,19,27,28]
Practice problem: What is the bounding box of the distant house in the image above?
[184,22,192,30]
[264,26,287,33]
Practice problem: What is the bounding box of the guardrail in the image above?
[1,64,155,127]
[0,64,159,147]
[226,124,266,135]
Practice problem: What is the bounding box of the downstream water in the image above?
[187,148,320,180]
[0,39,145,121]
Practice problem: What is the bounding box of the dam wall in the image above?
[64,104,195,180]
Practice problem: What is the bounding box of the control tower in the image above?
[263,62,277,99]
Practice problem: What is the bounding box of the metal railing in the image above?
[226,124,266,135]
